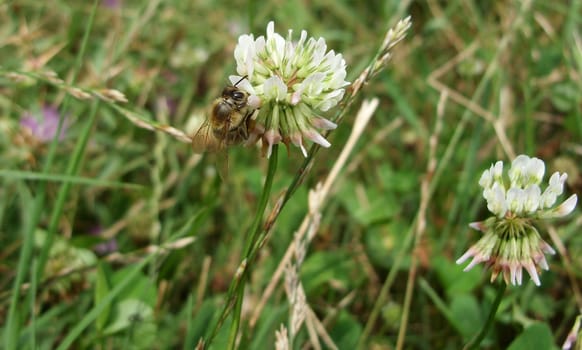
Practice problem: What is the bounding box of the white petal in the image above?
[266,21,275,38]
[263,76,288,101]
[311,117,337,130]
[558,194,578,216]
[540,188,558,209]
[523,261,541,286]
[264,129,282,158]
[548,172,567,195]
[303,129,330,148]
[468,221,487,232]
[290,91,302,105]
[229,75,257,95]
[486,183,507,217]
[300,73,325,96]
[540,194,578,218]
[540,241,556,255]
[255,36,266,55]
[537,255,550,270]
[506,187,525,214]
[479,168,493,189]
[315,89,345,111]
[456,248,475,265]
[492,161,503,180]
[463,256,483,271]
[247,94,262,109]
[516,266,523,285]
[523,185,541,213]
[509,155,530,186]
[548,172,562,187]
[526,157,545,184]
[510,263,522,286]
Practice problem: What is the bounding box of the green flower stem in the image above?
[220,145,278,349]
[464,282,507,350]
[244,144,279,256]
[227,291,244,350]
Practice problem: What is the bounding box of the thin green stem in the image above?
[219,145,279,349]
[464,282,507,350]
[244,144,279,255]
[184,294,195,350]
[227,292,244,350]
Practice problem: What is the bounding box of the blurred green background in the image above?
[1,0,581,349]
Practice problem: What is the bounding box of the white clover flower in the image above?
[457,154,577,287]
[232,21,350,157]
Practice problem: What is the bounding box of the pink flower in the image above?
[20,105,70,143]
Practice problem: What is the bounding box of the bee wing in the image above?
[213,122,231,180]
[191,119,224,154]
[191,118,231,180]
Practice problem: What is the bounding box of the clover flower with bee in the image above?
[231,21,350,157]
[456,155,578,286]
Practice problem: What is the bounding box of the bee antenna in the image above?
[234,75,248,86]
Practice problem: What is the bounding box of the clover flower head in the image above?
[232,21,350,157]
[457,154,577,286]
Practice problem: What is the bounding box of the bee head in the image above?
[222,86,248,104]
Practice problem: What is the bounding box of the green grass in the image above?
[1,0,582,349]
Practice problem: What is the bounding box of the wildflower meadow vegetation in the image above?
[1,1,582,349]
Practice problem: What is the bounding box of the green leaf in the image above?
[330,310,362,349]
[301,250,357,294]
[550,81,581,112]
[103,299,153,335]
[376,163,418,193]
[111,266,157,307]
[449,294,481,339]
[364,223,409,269]
[337,179,399,226]
[507,323,555,350]
[95,262,113,332]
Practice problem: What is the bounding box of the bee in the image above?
[191,76,259,175]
